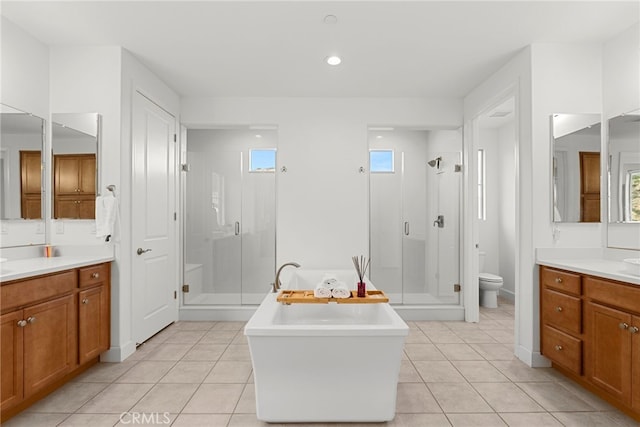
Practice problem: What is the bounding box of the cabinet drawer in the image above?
[542,288,581,334]
[542,325,582,375]
[79,263,109,288]
[584,276,640,315]
[1,271,77,312]
[540,267,581,296]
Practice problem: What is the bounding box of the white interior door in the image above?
[132,91,178,344]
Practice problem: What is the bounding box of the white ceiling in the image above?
[2,1,638,98]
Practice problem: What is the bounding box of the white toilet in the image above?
[479,251,504,308]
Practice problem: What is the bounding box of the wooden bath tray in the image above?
[277,290,389,304]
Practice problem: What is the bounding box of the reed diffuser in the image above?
[352,255,370,298]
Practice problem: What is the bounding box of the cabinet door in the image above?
[78,198,95,220]
[54,156,80,195]
[78,156,96,194]
[1,310,24,411]
[78,285,110,364]
[586,301,632,404]
[633,315,640,412]
[22,294,75,397]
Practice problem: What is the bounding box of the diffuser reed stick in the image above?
[352,255,370,297]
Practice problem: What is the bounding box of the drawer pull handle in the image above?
[554,345,563,351]
[82,298,89,305]
[91,272,100,279]
[555,306,563,312]
[17,320,27,328]
[26,316,36,324]
[619,322,629,330]
[629,326,639,334]
[555,277,563,283]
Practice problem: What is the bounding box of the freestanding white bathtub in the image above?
[244,269,409,423]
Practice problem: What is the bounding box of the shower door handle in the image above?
[404,222,410,236]
[234,222,240,236]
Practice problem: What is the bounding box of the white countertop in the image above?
[537,258,640,286]
[0,255,114,282]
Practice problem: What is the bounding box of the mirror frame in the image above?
[51,113,101,220]
[607,108,640,225]
[0,103,46,248]
[550,113,602,224]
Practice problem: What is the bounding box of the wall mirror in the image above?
[52,113,100,220]
[551,113,601,223]
[0,104,46,247]
[608,109,640,224]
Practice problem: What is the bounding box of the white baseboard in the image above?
[498,288,515,302]
[101,340,136,363]
[515,344,552,368]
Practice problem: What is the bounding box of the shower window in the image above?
[249,148,276,172]
[478,148,486,220]
[370,149,394,173]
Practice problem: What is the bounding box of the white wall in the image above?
[530,44,603,249]
[497,122,516,299]
[181,97,462,271]
[49,46,122,246]
[1,17,49,119]
[604,23,640,251]
[0,17,49,247]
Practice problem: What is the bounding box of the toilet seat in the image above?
[479,272,503,283]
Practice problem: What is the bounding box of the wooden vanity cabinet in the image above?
[540,265,640,421]
[78,264,110,364]
[0,262,110,420]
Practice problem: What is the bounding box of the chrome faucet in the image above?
[272,262,301,293]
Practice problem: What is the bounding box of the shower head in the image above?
[428,157,442,168]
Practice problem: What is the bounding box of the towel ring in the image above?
[106,185,116,197]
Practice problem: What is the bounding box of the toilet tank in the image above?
[479,251,486,273]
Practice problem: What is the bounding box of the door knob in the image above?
[137,248,152,255]
[26,316,36,324]
[433,215,444,228]
[629,326,639,334]
[619,322,629,330]
[17,320,27,328]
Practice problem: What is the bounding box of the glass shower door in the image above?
[369,128,461,305]
[184,128,276,306]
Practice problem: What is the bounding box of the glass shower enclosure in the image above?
[369,128,462,305]
[183,128,276,305]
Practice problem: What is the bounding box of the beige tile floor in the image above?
[5,299,639,427]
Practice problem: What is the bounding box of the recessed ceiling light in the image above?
[376,135,383,139]
[255,134,262,138]
[323,15,338,25]
[326,56,342,66]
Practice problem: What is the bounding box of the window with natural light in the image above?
[478,149,486,220]
[249,149,276,172]
[370,150,394,173]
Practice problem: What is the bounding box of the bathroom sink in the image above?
[623,258,640,276]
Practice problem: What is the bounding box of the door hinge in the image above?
[173,134,177,143]
[182,284,190,293]
[173,291,177,299]
[174,212,177,221]
[181,163,191,172]
[454,284,461,292]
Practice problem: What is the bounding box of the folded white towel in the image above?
[331,282,351,299]
[95,193,119,241]
[314,285,332,298]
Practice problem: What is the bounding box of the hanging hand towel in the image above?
[95,193,119,241]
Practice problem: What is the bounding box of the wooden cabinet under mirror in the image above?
[0,262,111,422]
[540,265,640,420]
